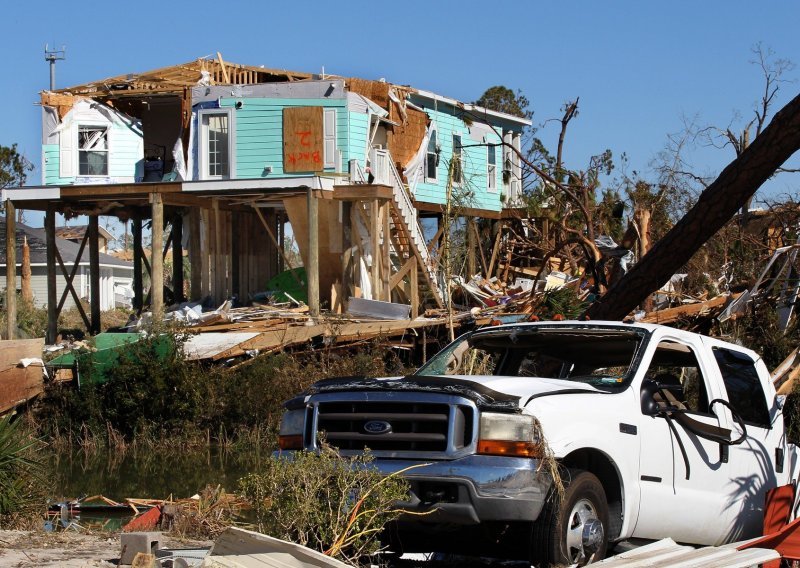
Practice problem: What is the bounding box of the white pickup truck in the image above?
[279,321,797,565]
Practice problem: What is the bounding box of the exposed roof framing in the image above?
[49,56,313,99]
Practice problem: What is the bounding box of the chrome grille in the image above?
[309,392,477,458]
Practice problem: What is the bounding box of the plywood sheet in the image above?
[184,332,260,361]
[283,107,324,173]
[283,196,343,304]
[0,365,44,414]
[0,339,44,369]
[388,106,428,169]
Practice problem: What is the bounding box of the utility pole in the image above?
[44,44,66,91]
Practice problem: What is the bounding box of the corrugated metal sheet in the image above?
[589,538,779,568]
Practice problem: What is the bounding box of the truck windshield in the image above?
[415,325,647,390]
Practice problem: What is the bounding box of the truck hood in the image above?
[301,374,606,413]
[441,374,606,403]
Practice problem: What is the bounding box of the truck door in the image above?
[634,336,732,545]
[705,343,789,542]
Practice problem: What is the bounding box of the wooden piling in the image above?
[132,216,143,311]
[45,206,57,344]
[88,216,101,334]
[151,194,164,320]
[307,188,320,317]
[172,211,184,303]
[5,200,15,340]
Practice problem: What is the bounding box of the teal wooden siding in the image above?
[43,144,72,185]
[348,111,370,169]
[43,120,143,185]
[413,109,504,212]
[219,98,349,178]
[108,122,143,179]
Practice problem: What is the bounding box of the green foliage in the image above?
[535,287,589,320]
[0,417,46,526]
[0,293,48,338]
[34,332,410,449]
[0,144,33,189]
[474,86,532,120]
[238,446,409,564]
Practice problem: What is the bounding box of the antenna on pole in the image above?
[44,44,66,90]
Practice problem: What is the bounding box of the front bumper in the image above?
[375,454,551,525]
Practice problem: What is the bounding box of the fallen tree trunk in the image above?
[587,92,800,321]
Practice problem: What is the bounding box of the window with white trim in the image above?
[487,144,497,193]
[426,130,438,181]
[199,109,234,179]
[452,134,462,184]
[78,126,109,176]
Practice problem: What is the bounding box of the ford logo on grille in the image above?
[363,420,392,435]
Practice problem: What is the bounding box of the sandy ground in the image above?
[0,530,211,567]
[0,530,538,567]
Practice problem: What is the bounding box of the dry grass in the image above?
[165,485,245,540]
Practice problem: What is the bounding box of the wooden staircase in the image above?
[371,149,444,308]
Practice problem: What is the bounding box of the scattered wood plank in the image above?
[639,293,738,324]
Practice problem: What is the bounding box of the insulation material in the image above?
[172,136,186,180]
[42,106,60,143]
[346,92,388,117]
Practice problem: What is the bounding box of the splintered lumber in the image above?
[775,346,800,395]
[322,317,444,343]
[587,91,800,321]
[210,323,326,360]
[638,293,738,324]
[184,333,260,361]
[0,365,44,414]
[0,339,44,369]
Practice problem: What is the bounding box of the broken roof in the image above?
[55,225,116,243]
[45,54,531,126]
[48,55,313,99]
[0,218,132,268]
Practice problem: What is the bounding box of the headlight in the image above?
[278,409,305,450]
[477,412,542,458]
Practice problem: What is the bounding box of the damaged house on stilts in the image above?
[2,56,530,343]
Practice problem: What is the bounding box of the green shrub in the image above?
[238,446,410,565]
[34,332,409,450]
[0,417,47,527]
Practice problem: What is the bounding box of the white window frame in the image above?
[323,108,337,169]
[77,124,110,177]
[198,108,236,180]
[487,143,497,193]
[425,128,438,182]
[452,133,462,185]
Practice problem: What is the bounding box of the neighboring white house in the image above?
[0,217,134,311]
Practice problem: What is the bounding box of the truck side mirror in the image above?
[640,379,659,416]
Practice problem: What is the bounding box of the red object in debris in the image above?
[765,484,795,535]
[738,483,799,567]
[528,314,540,322]
[552,314,565,321]
[123,505,162,532]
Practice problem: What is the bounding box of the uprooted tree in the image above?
[586,90,800,320]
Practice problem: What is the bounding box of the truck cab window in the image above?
[646,341,711,415]
[713,348,770,428]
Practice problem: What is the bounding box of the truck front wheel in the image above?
[532,469,609,566]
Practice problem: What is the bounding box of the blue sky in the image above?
[2,0,798,206]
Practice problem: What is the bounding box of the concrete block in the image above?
[120,532,163,566]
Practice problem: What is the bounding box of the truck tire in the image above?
[532,469,609,566]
